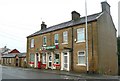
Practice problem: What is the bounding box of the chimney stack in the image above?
[101,1,111,14]
[41,21,47,30]
[71,11,80,20]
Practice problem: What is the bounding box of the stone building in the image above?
[26,2,118,75]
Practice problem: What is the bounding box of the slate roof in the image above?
[27,12,103,38]
[2,54,16,58]
[18,53,26,58]
[2,53,26,58]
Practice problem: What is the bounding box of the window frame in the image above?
[54,53,60,64]
[76,28,85,43]
[62,31,68,44]
[54,34,59,45]
[30,53,34,62]
[77,51,86,66]
[30,39,34,48]
[43,36,47,46]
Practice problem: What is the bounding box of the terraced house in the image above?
[26,2,118,75]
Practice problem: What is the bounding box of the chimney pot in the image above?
[41,21,47,30]
[101,1,111,14]
[71,11,80,20]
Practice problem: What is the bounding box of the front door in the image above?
[16,59,18,66]
[35,53,39,68]
[63,53,68,70]
[48,53,52,68]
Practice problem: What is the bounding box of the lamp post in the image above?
[85,0,89,73]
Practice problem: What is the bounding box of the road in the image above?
[1,65,120,81]
[2,65,81,79]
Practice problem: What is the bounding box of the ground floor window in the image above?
[42,53,46,64]
[54,53,60,64]
[78,51,85,65]
[30,53,34,62]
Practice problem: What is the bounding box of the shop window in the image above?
[78,51,86,65]
[30,53,34,62]
[42,53,46,64]
[54,53,60,64]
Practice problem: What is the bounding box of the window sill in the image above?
[76,40,85,43]
[54,43,59,45]
[62,42,68,45]
[30,47,34,49]
[43,45,47,47]
[77,64,86,66]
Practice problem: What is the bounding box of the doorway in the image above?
[48,53,52,69]
[16,59,18,66]
[63,53,68,70]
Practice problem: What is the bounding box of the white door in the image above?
[63,53,68,70]
[48,53,52,68]
[35,53,39,68]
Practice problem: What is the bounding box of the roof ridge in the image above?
[27,12,102,38]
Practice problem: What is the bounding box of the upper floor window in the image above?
[54,34,59,45]
[63,31,68,43]
[43,36,47,46]
[30,39,34,48]
[77,28,85,42]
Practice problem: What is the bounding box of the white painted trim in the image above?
[34,54,37,68]
[61,52,63,70]
[38,53,40,61]
[46,52,48,69]
[51,52,55,70]
[76,40,85,43]
[61,52,70,71]
[62,42,68,45]
[77,64,86,66]
[67,52,70,71]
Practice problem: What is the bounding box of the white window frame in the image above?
[30,39,34,48]
[76,28,85,43]
[62,31,68,44]
[42,53,46,64]
[77,51,86,66]
[43,36,47,46]
[54,34,59,45]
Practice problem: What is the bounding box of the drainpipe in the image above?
[91,23,94,73]
[71,27,74,71]
[85,0,89,73]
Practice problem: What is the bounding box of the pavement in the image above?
[19,67,120,79]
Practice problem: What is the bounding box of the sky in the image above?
[0,0,119,52]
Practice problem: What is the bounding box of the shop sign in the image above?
[42,45,59,50]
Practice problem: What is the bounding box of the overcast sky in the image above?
[0,0,119,52]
